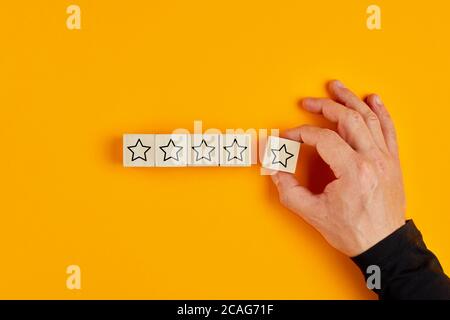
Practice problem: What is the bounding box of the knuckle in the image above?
[322,98,334,104]
[357,159,373,173]
[365,111,380,124]
[321,128,339,141]
[370,151,390,171]
[320,98,334,108]
[344,110,364,126]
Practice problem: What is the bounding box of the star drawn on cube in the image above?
[127,139,151,161]
[271,144,294,168]
[223,138,247,162]
[159,139,183,162]
[192,139,215,162]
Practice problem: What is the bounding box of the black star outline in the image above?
[192,139,215,162]
[271,144,294,168]
[127,139,151,161]
[223,138,248,162]
[159,139,183,162]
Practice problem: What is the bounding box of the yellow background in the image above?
[0,0,449,299]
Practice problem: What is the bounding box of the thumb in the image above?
[271,171,320,218]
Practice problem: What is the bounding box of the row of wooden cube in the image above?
[123,134,252,167]
[124,134,301,173]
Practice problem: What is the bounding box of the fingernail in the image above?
[302,98,311,104]
[374,95,383,106]
[333,80,345,88]
[301,98,311,108]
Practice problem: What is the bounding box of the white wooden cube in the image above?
[155,134,188,167]
[219,134,252,167]
[262,136,301,173]
[188,134,220,166]
[123,134,155,167]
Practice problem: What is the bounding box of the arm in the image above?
[352,220,450,299]
[271,80,450,299]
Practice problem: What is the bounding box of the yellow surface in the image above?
[0,0,449,299]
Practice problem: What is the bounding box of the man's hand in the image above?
[271,80,406,257]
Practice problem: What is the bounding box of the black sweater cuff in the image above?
[352,220,419,270]
[351,220,450,299]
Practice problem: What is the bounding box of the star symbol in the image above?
[192,139,215,161]
[271,144,294,168]
[159,139,183,161]
[127,139,151,161]
[223,138,247,162]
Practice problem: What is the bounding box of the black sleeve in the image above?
[351,220,450,300]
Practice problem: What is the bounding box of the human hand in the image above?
[271,80,406,257]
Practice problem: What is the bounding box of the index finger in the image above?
[282,125,357,178]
